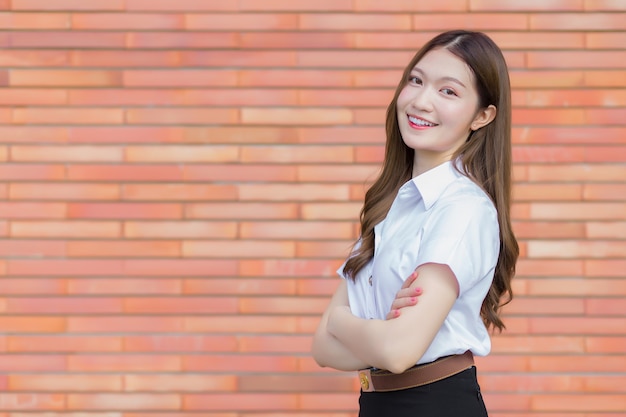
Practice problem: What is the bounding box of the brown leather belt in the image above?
[357,350,474,392]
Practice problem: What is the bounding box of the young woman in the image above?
[312,30,519,416]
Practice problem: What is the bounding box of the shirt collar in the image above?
[411,160,461,210]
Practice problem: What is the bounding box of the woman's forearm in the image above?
[312,324,370,371]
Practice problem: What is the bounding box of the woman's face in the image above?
[396,47,493,172]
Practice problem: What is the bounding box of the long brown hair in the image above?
[343,30,519,332]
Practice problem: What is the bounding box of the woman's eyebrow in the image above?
[411,67,467,88]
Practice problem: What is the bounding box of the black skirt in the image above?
[358,366,488,417]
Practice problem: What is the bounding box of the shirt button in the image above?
[368,275,373,286]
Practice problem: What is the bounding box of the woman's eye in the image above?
[409,76,422,85]
[441,88,457,96]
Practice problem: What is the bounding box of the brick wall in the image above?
[0,0,625,415]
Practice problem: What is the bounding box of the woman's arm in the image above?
[327,262,458,374]
[311,280,370,371]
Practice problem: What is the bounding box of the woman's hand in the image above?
[386,270,423,320]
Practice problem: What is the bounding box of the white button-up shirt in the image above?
[339,160,500,364]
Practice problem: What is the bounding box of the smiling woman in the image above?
[312,30,519,417]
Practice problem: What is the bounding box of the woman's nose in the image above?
[411,88,434,112]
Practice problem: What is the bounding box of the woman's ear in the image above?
[470,104,497,131]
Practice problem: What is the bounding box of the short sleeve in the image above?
[415,198,500,296]
[336,238,361,280]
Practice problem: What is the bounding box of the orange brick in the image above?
[527,278,626,296]
[183,354,298,373]
[13,108,124,125]
[298,166,379,184]
[68,203,182,219]
[123,335,237,352]
[128,31,238,48]
[0,202,66,219]
[67,241,181,258]
[240,70,352,87]
[8,335,122,352]
[240,259,340,277]
[530,318,626,335]
[513,184,582,201]
[10,183,120,201]
[240,0,351,11]
[356,0,467,11]
[0,317,65,333]
[585,0,626,10]
[9,374,122,391]
[12,0,124,10]
[184,164,296,182]
[68,316,184,333]
[241,145,352,163]
[0,87,67,105]
[239,374,353,392]
[185,126,299,144]
[124,297,237,314]
[510,70,585,88]
[67,164,184,181]
[126,108,238,125]
[11,145,123,162]
[586,260,626,278]
[529,51,626,69]
[470,0,583,11]
[588,32,626,49]
[240,221,353,240]
[122,184,237,201]
[240,32,353,49]
[10,31,125,48]
[68,355,180,372]
[67,126,185,144]
[0,12,70,29]
[0,127,67,143]
[298,50,411,69]
[125,221,237,239]
[68,278,181,295]
[412,13,527,30]
[530,202,626,220]
[68,88,182,106]
[67,393,180,411]
[126,0,238,11]
[10,69,122,86]
[299,89,390,107]
[0,239,65,257]
[241,108,352,125]
[185,203,298,220]
[125,145,238,162]
[186,13,298,30]
[586,221,626,239]
[238,184,349,201]
[0,278,66,295]
[301,13,410,30]
[11,221,120,238]
[528,164,626,182]
[123,259,237,277]
[585,70,626,87]
[530,12,626,30]
[516,259,583,276]
[72,50,179,67]
[184,393,298,411]
[525,89,626,107]
[512,221,585,239]
[585,184,626,201]
[72,12,184,29]
[586,337,626,354]
[0,393,65,410]
[513,108,586,125]
[0,50,70,67]
[184,88,298,106]
[297,126,383,144]
[532,394,626,412]
[585,109,626,126]
[184,278,296,296]
[125,374,237,392]
[180,50,296,67]
[239,296,328,315]
[185,315,298,333]
[586,298,626,315]
[491,336,585,354]
[182,240,295,258]
[296,240,354,258]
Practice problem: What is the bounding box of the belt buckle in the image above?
[358,368,374,392]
